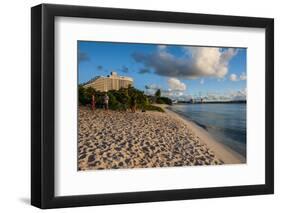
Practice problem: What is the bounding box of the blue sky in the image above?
[78,41,246,101]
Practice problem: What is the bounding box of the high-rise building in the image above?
[83,72,133,92]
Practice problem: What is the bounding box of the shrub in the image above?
[155,89,161,97]
[78,85,167,112]
[78,86,87,105]
[78,86,96,105]
[144,105,165,112]
[110,89,129,109]
[156,97,173,105]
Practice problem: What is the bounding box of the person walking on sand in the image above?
[91,94,96,111]
[104,93,109,111]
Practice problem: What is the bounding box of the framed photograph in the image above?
[31,4,274,209]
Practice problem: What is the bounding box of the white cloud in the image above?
[187,47,238,78]
[240,72,247,80]
[163,91,191,100]
[132,47,238,79]
[201,88,247,101]
[229,73,247,81]
[145,80,188,100]
[230,88,247,100]
[152,87,246,102]
[229,73,238,81]
[167,78,186,91]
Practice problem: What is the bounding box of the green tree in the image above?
[108,93,122,110]
[78,85,165,112]
[155,89,161,97]
[156,97,172,105]
[78,86,86,105]
[78,85,96,105]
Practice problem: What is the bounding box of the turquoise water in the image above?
[170,103,246,157]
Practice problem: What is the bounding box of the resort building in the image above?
[83,72,133,92]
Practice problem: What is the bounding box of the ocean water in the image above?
[170,103,246,157]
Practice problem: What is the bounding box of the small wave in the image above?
[169,109,209,130]
[169,107,246,156]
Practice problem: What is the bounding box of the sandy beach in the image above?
[78,105,244,171]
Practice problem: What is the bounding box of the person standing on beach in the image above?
[130,96,137,113]
[104,93,109,111]
[91,94,95,111]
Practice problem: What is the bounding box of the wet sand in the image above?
[163,106,245,164]
[78,106,243,171]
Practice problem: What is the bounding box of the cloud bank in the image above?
[145,81,186,99]
[167,78,186,91]
[132,46,238,79]
[145,80,246,101]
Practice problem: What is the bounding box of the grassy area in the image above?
[144,105,165,112]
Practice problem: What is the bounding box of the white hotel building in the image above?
[83,72,133,92]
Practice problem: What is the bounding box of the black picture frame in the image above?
[31,3,274,209]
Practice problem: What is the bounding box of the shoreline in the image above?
[155,104,245,164]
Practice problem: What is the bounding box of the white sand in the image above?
[78,106,227,170]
